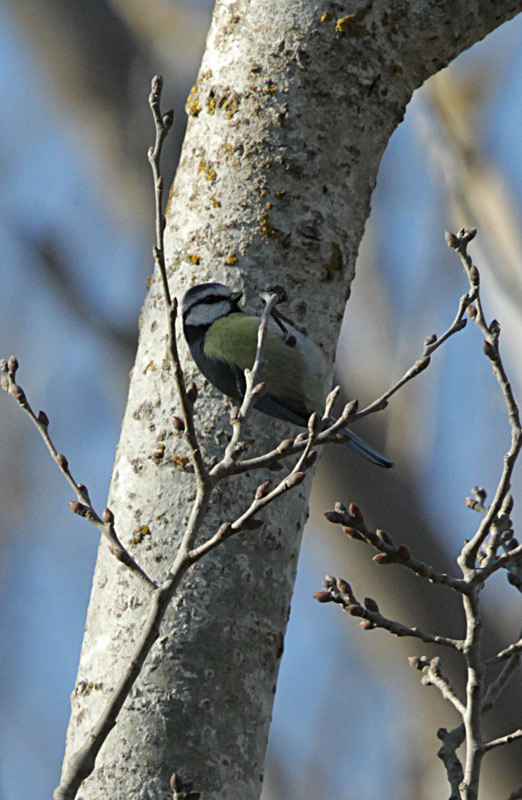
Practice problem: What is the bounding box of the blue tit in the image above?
[182,282,393,468]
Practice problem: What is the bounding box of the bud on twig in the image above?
[252,382,266,398]
[324,510,344,524]
[343,526,365,541]
[8,356,19,376]
[170,773,184,793]
[11,384,27,405]
[397,544,410,560]
[336,578,353,598]
[466,305,477,320]
[277,439,293,454]
[163,109,174,129]
[373,553,390,565]
[217,522,233,539]
[308,412,321,436]
[359,620,375,630]
[285,471,306,489]
[414,356,430,374]
[376,529,393,545]
[342,398,359,419]
[57,453,69,471]
[347,604,364,617]
[364,597,379,612]
[37,410,49,427]
[313,591,333,603]
[103,507,115,524]
[483,340,497,361]
[445,231,459,249]
[172,416,185,433]
[255,481,270,500]
[186,382,198,404]
[70,501,88,517]
[469,264,480,286]
[424,333,437,346]
[501,495,514,515]
[489,319,501,337]
[348,503,363,522]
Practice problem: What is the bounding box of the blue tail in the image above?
[343,428,394,469]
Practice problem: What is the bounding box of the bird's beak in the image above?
[231,291,243,304]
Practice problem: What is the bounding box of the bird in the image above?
[182,282,393,468]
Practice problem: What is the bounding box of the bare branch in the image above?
[0,358,156,594]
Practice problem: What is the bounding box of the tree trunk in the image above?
[59,1,522,797]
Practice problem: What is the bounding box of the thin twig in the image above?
[0,358,156,593]
[482,729,522,753]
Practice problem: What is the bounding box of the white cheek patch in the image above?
[184,300,231,327]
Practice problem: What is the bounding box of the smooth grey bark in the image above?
[60,1,522,798]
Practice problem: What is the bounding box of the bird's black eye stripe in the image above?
[201,295,231,304]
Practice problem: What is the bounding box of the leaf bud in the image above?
[348,503,363,522]
[347,603,364,617]
[277,439,293,454]
[424,333,437,346]
[255,481,270,500]
[364,597,379,612]
[342,526,365,541]
[376,529,393,545]
[466,305,477,320]
[186,381,198,404]
[163,109,174,129]
[11,384,27,405]
[373,553,390,565]
[324,510,344,524]
[0,359,7,372]
[444,231,459,249]
[38,410,49,427]
[56,453,69,471]
[285,471,306,489]
[501,495,514,515]
[1,374,9,391]
[489,319,501,336]
[170,773,184,793]
[336,578,352,597]
[313,591,333,603]
[430,657,442,677]
[469,264,480,286]
[397,544,411,560]
[308,412,321,436]
[103,507,115,524]
[217,522,233,539]
[70,501,88,517]
[359,620,375,630]
[8,356,18,375]
[483,340,497,361]
[343,398,359,418]
[414,356,431,373]
[172,416,185,433]
[252,381,266,397]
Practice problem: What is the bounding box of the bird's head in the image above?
[182,283,243,329]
